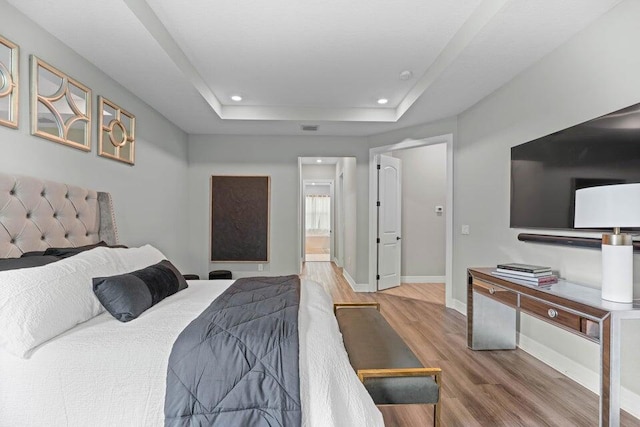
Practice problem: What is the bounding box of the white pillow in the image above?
[0,244,166,358]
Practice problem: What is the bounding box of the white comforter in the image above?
[0,279,383,427]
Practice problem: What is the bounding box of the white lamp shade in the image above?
[574,183,640,228]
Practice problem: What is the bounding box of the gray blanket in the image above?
[164,275,302,427]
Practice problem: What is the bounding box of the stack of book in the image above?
[491,263,558,287]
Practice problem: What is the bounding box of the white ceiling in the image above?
[6,0,622,136]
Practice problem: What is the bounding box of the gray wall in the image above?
[392,144,446,278]
[187,135,369,281]
[304,183,331,196]
[368,117,457,149]
[455,0,640,398]
[336,157,357,279]
[301,164,335,181]
[0,2,190,271]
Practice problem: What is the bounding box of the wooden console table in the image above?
[467,267,640,427]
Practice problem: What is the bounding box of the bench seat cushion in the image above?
[336,307,439,404]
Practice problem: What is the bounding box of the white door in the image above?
[377,154,402,290]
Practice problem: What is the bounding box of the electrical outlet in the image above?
[258,264,263,271]
[461,225,470,235]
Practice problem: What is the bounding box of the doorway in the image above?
[298,157,356,277]
[304,180,333,262]
[369,134,454,308]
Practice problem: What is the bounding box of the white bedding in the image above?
[0,279,383,427]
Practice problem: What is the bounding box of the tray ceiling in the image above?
[5,0,623,135]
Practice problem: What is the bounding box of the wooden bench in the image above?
[334,302,442,427]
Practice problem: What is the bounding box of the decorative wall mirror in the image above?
[98,96,135,165]
[0,35,19,129]
[30,56,91,150]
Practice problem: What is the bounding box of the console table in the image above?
[467,267,640,427]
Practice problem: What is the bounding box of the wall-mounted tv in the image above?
[510,102,640,230]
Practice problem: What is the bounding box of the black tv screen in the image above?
[510,102,640,230]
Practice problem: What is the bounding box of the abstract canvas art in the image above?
[210,176,270,262]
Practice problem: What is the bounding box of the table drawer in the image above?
[520,295,581,332]
[472,279,518,307]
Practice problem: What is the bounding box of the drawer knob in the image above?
[548,308,558,318]
[489,288,496,295]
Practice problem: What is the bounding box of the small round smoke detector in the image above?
[399,70,413,81]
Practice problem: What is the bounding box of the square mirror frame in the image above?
[30,56,92,151]
[0,34,19,129]
[98,96,136,165]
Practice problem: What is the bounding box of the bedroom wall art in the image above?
[30,56,91,151]
[98,96,136,165]
[0,34,19,129]
[210,175,270,262]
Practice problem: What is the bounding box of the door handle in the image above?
[396,236,402,240]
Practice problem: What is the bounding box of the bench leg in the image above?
[433,373,441,427]
[357,368,442,426]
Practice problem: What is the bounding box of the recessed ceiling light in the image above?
[317,159,322,163]
[377,98,389,105]
[399,70,413,81]
[231,95,242,102]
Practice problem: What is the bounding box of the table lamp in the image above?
[574,183,640,303]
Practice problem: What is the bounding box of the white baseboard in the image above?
[451,299,467,316]
[333,257,342,267]
[401,275,445,283]
[433,299,640,420]
[623,387,640,420]
[342,270,374,292]
[518,334,640,420]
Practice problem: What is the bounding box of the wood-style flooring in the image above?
[300,261,640,427]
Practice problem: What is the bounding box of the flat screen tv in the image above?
[510,102,640,230]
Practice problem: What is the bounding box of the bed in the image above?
[0,173,384,427]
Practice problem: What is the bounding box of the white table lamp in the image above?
[574,183,640,303]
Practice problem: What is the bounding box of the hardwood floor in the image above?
[300,261,640,427]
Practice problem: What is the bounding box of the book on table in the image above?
[495,268,552,278]
[496,263,551,274]
[491,270,558,286]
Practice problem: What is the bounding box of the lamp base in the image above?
[601,233,634,303]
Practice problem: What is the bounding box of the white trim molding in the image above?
[450,300,640,420]
[401,275,446,284]
[124,0,509,123]
[451,299,467,316]
[343,269,374,293]
[518,334,640,420]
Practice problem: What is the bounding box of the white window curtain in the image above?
[305,195,330,235]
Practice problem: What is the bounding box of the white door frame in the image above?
[336,172,345,267]
[302,179,334,261]
[368,133,454,308]
[298,158,304,273]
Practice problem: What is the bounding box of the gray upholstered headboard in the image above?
[0,173,119,258]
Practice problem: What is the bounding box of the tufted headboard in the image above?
[0,173,119,258]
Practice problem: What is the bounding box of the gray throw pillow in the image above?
[93,260,188,322]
